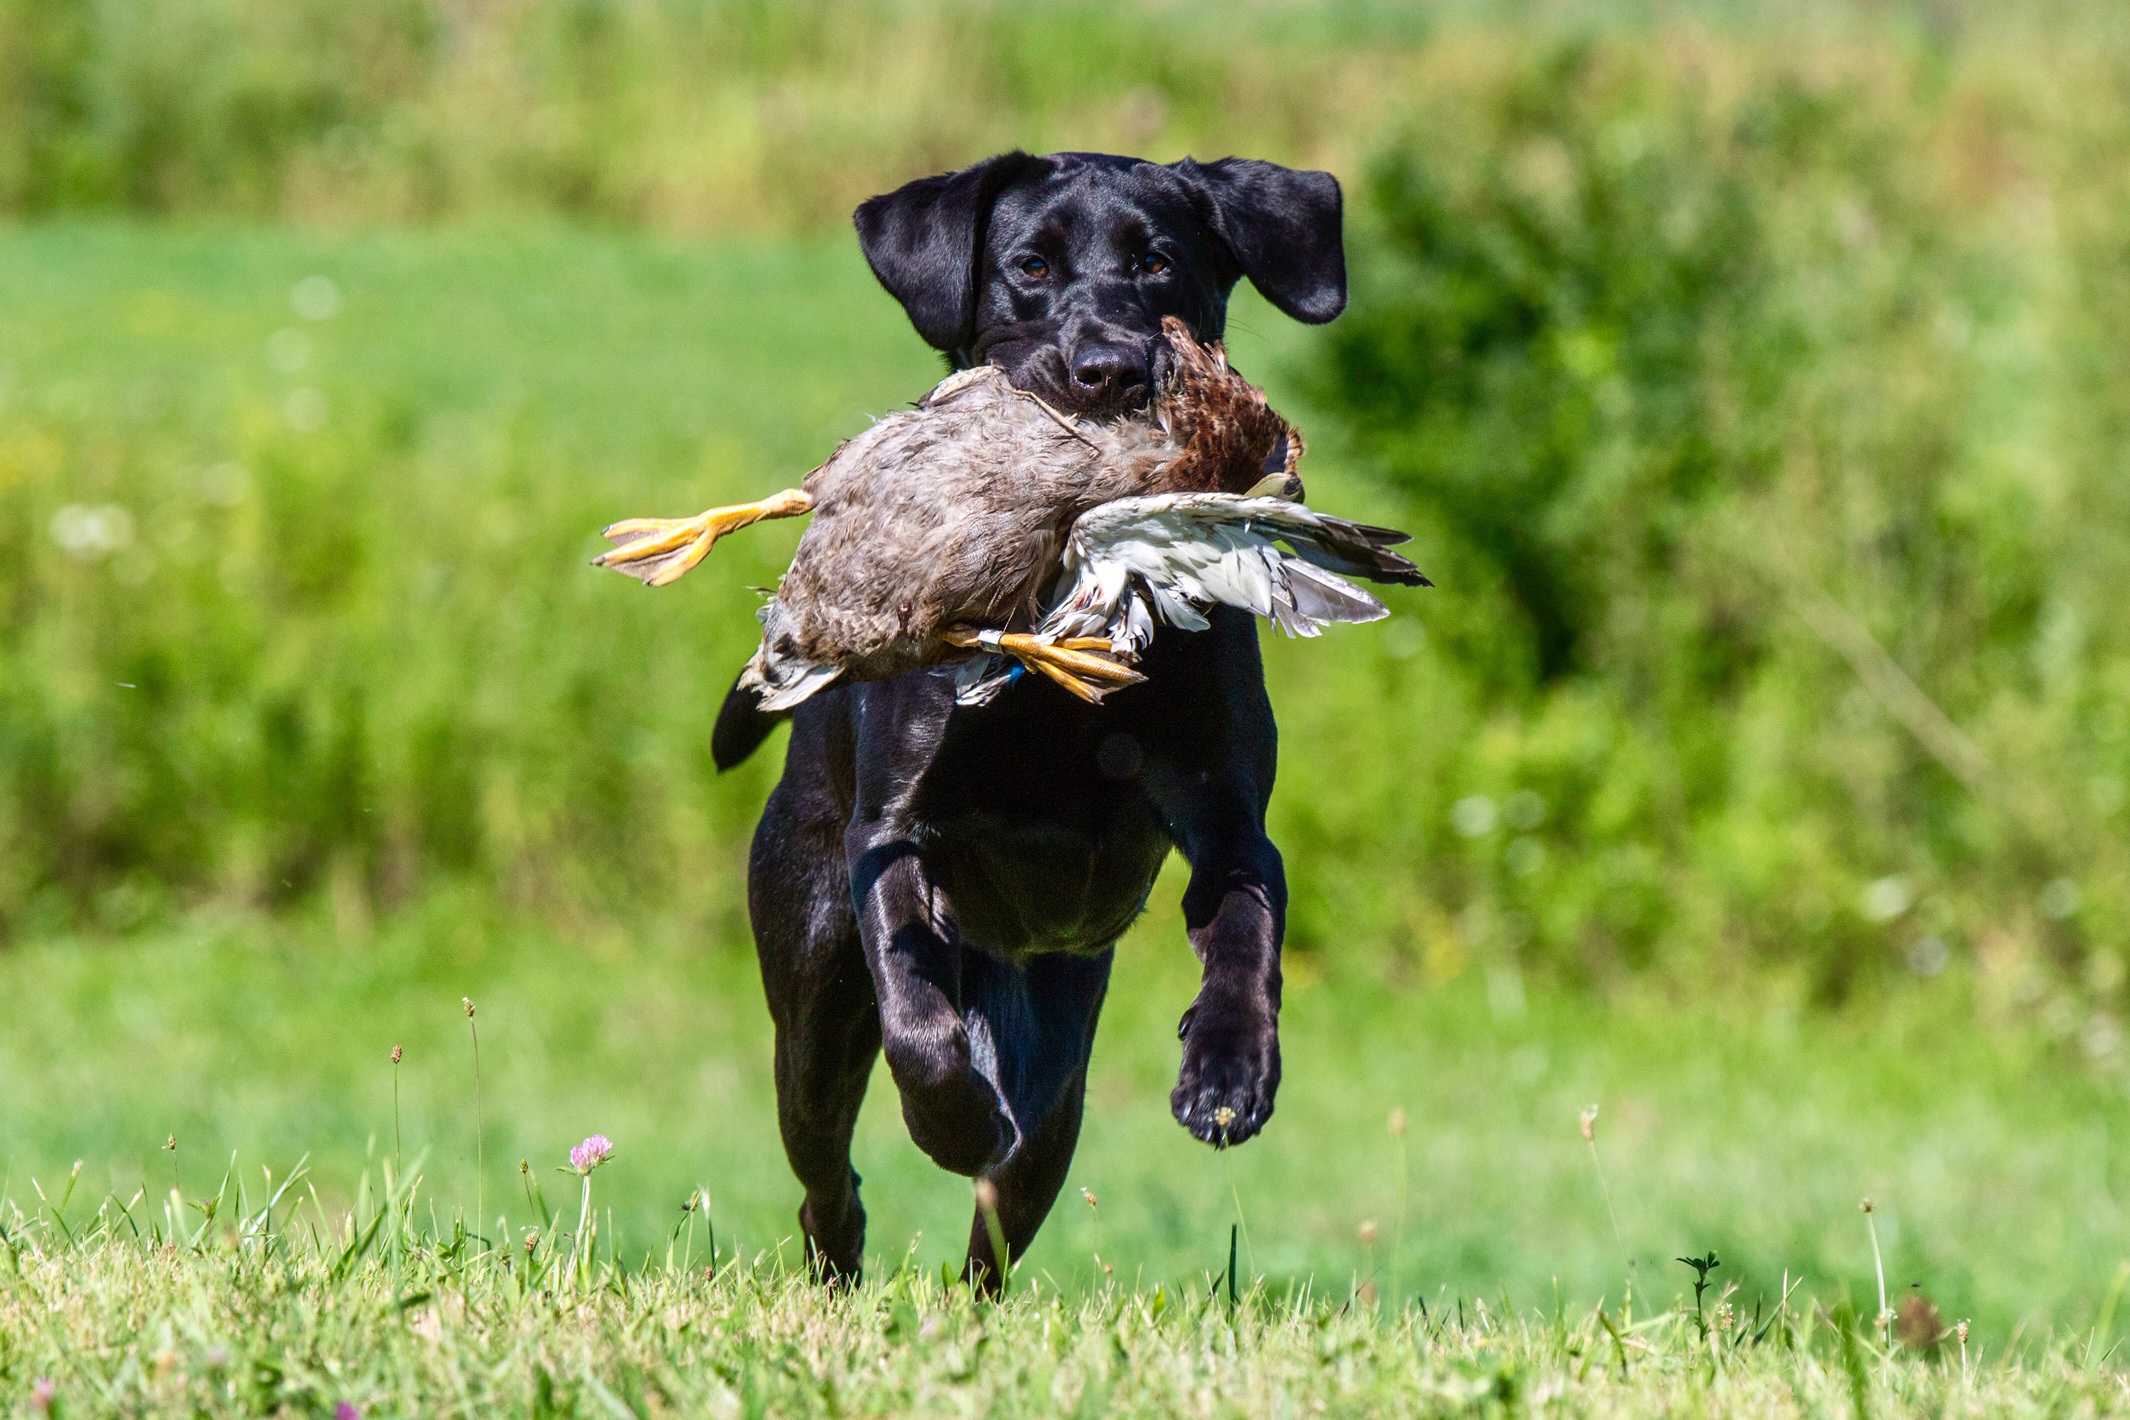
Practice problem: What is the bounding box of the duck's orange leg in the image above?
[941,628,1145,703]
[595,487,813,587]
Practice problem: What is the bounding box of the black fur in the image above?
[732,151,1346,1291]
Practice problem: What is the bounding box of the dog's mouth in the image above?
[980,332,1167,420]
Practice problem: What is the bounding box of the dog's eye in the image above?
[1139,253,1171,276]
[1019,256,1050,279]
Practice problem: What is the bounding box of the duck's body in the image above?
[751,363,1177,695]
[596,319,1421,708]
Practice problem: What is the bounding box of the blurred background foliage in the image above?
[0,0,1423,228]
[1308,34,2130,1007]
[3,0,2130,1033]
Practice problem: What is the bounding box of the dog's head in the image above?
[855,151,1345,417]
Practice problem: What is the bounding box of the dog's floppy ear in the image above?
[855,151,1044,353]
[1171,157,1347,325]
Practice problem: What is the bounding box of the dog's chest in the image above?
[919,800,1171,959]
[911,706,1172,958]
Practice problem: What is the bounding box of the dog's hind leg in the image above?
[752,751,879,1284]
[960,949,1114,1296]
[846,834,1018,1177]
[843,679,1021,1178]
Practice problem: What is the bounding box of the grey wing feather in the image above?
[1280,558,1391,625]
[1286,522,1424,583]
[948,655,1018,707]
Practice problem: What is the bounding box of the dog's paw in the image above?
[1170,991,1280,1147]
[799,1193,867,1286]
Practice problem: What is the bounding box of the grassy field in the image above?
[3,1224,2118,1417]
[7,889,2130,1348]
[5,219,2130,1406]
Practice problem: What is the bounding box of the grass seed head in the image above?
[1579,1105,1598,1142]
[462,997,475,1018]
[973,1177,1000,1213]
[1359,1219,1379,1246]
[1861,1197,1875,1213]
[1389,1106,1407,1138]
[391,1045,402,1064]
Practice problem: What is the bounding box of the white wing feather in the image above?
[952,493,1401,705]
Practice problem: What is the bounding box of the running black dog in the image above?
[712,151,1348,1289]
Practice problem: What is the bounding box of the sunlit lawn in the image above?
[3,886,2123,1343]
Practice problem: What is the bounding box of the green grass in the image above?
[0,220,945,931]
[1,1222,2114,1417]
[4,933,2128,1417]
[6,899,2130,1351]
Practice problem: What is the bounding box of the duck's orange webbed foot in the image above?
[594,487,813,587]
[941,628,1145,703]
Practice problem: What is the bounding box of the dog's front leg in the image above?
[1137,608,1287,1149]
[844,681,1018,1176]
[1165,808,1286,1148]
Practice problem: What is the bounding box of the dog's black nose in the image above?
[1070,343,1148,396]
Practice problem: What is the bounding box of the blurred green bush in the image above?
[1306,35,2130,998]
[0,0,1423,228]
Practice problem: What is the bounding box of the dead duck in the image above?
[595,318,1427,706]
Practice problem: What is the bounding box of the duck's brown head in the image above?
[1151,317,1305,497]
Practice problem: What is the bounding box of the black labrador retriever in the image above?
[711,150,1347,1289]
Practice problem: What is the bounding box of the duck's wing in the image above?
[1041,493,1429,653]
[949,492,1428,706]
